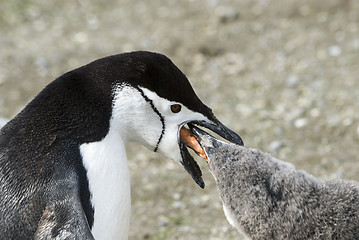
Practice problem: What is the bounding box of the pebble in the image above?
[173,193,181,200]
[286,75,299,87]
[328,45,342,56]
[171,201,185,209]
[294,118,309,128]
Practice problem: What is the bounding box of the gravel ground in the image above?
[1,0,359,239]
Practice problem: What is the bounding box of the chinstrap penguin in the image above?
[0,51,243,239]
[192,126,359,240]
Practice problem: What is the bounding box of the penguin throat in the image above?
[111,85,163,150]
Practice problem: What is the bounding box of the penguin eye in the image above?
[170,104,182,113]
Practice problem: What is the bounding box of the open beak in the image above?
[178,117,243,188]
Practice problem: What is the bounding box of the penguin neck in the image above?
[80,126,131,240]
[79,85,152,239]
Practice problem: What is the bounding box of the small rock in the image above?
[191,198,201,206]
[143,233,151,239]
[199,46,224,57]
[219,11,239,24]
[286,75,299,87]
[200,194,211,201]
[158,220,167,227]
[328,45,342,57]
[342,118,353,126]
[158,215,169,227]
[173,193,181,200]
[294,118,308,128]
[172,201,185,209]
[73,32,88,44]
[36,57,49,69]
[309,108,320,118]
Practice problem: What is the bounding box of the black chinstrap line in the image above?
[136,87,165,152]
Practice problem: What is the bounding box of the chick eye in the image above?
[170,104,182,113]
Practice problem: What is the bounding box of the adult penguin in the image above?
[0,51,243,240]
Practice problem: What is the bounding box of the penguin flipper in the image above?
[35,193,94,239]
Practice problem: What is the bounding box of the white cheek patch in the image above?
[140,87,210,163]
[111,85,162,148]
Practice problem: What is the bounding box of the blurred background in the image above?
[1,0,358,239]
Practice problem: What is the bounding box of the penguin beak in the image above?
[178,117,243,188]
[192,116,243,146]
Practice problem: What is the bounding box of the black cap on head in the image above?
[77,51,215,121]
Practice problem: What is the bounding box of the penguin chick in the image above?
[192,126,359,240]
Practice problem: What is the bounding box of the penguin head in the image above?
[60,51,243,188]
[100,51,243,188]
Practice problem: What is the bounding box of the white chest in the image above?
[80,131,131,240]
